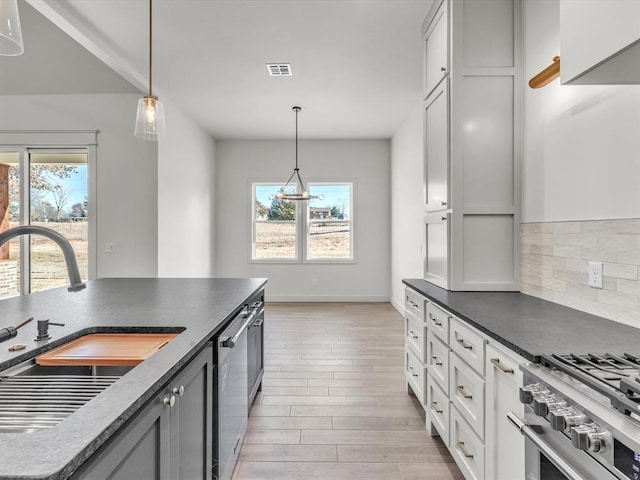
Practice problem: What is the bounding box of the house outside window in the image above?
[252,182,353,263]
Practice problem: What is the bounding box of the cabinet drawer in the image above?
[451,407,485,480]
[426,330,449,395]
[426,302,450,343]
[427,379,450,448]
[450,317,486,376]
[450,354,485,440]
[405,288,426,321]
[405,347,426,406]
[405,310,426,362]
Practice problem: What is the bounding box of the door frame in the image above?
[0,130,98,291]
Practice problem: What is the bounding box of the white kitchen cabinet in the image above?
[485,343,525,480]
[560,0,640,85]
[421,0,521,291]
[424,73,449,213]
[423,0,449,98]
[450,354,485,440]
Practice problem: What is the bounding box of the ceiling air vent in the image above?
[266,64,292,76]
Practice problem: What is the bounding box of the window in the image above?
[252,182,353,262]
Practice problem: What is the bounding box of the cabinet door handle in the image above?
[428,313,442,326]
[441,200,447,206]
[456,385,473,399]
[456,337,473,350]
[408,366,419,377]
[441,216,447,221]
[431,401,443,414]
[490,357,514,374]
[440,66,447,72]
[172,385,185,397]
[162,395,176,407]
[457,441,474,458]
[408,330,419,339]
[408,300,419,309]
[431,355,443,366]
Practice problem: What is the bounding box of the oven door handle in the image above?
[507,412,589,480]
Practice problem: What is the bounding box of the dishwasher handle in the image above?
[221,309,256,348]
[507,412,588,480]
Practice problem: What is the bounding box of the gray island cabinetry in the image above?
[70,343,214,480]
[0,278,266,480]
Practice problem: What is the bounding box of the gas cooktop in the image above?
[542,353,640,416]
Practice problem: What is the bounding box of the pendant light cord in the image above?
[294,106,299,170]
[149,0,153,97]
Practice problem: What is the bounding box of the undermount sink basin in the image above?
[0,331,182,434]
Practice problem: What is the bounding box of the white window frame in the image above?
[250,180,355,264]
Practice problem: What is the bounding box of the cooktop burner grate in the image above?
[542,353,640,415]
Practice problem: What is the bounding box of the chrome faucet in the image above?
[0,226,86,292]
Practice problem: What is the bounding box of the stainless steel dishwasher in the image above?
[214,305,255,480]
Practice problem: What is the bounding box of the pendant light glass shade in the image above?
[134,95,165,140]
[269,107,323,202]
[134,0,165,141]
[0,0,24,56]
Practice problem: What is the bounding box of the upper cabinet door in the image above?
[560,0,640,84]
[424,0,449,98]
[425,81,449,212]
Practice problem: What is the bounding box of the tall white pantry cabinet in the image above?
[422,0,522,291]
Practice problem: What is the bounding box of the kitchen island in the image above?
[0,277,267,480]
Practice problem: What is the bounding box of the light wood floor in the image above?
[233,303,464,480]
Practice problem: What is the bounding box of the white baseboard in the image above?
[390,297,403,314]
[265,294,390,302]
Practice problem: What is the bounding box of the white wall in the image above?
[390,105,424,310]
[0,93,158,278]
[215,140,391,301]
[158,101,216,277]
[522,0,640,223]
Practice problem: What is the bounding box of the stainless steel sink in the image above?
[0,361,133,433]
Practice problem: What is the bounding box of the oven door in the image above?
[508,412,619,480]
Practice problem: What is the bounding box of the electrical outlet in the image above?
[105,242,116,254]
[311,279,319,287]
[588,261,603,288]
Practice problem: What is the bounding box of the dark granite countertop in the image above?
[403,279,640,362]
[0,277,267,480]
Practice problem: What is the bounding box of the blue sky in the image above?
[256,184,351,214]
[37,166,88,208]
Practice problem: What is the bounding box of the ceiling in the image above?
[14,0,432,139]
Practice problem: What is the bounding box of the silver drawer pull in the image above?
[440,66,447,72]
[408,330,419,339]
[431,355,443,366]
[456,385,473,399]
[457,441,474,458]
[408,300,419,309]
[490,357,514,374]
[408,366,419,378]
[456,337,473,350]
[431,401,443,414]
[428,313,442,326]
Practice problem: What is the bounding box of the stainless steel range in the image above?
[508,353,640,480]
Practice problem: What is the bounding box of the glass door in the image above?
[0,149,88,299]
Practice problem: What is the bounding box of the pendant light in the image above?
[270,107,323,201]
[134,0,166,140]
[0,0,23,56]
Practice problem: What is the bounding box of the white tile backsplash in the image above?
[521,219,640,327]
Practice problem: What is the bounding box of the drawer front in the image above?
[406,347,426,406]
[405,310,426,362]
[405,288,426,321]
[427,379,450,447]
[426,302,450,344]
[451,407,485,480]
[450,317,487,376]
[426,330,450,395]
[450,354,485,440]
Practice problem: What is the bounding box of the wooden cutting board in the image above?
[36,333,178,366]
